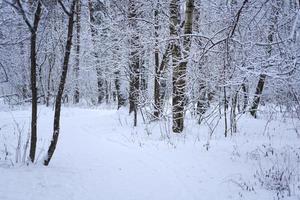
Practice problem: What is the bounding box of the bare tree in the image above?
[44,0,77,166]
[88,0,105,104]
[250,0,280,118]
[7,0,43,162]
[128,0,141,126]
[73,0,81,104]
[171,0,194,133]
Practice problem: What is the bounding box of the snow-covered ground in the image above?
[0,106,299,200]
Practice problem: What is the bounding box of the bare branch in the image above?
[58,0,71,16]
[0,62,8,84]
[229,0,249,38]
[4,0,35,33]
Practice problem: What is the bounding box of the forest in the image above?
[0,0,299,199]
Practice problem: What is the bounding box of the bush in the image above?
[252,145,300,199]
[0,120,30,167]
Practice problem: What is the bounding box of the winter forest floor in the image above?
[0,105,299,200]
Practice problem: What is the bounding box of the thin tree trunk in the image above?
[128,0,140,127]
[88,0,105,104]
[38,62,46,104]
[196,83,207,124]
[105,80,109,104]
[73,0,81,104]
[230,89,238,134]
[140,53,147,93]
[114,70,126,109]
[223,86,228,137]
[154,43,171,118]
[241,82,248,113]
[250,0,279,118]
[19,36,28,100]
[153,2,161,119]
[159,44,171,108]
[28,1,42,163]
[45,63,53,107]
[250,74,266,117]
[44,0,76,166]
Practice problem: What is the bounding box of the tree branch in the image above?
[0,62,8,84]
[58,0,71,16]
[4,0,35,33]
[229,0,249,38]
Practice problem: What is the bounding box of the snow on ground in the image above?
[0,105,299,200]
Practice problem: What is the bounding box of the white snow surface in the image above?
[0,106,299,200]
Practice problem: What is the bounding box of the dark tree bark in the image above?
[114,71,126,109]
[96,69,105,104]
[12,0,43,163]
[105,80,110,104]
[73,0,81,104]
[112,37,126,109]
[170,0,182,133]
[241,82,248,113]
[44,0,76,166]
[250,74,266,118]
[196,83,207,123]
[88,0,105,104]
[153,3,161,119]
[9,0,42,164]
[230,89,238,134]
[38,59,46,104]
[128,0,140,126]
[250,0,280,118]
[171,0,194,133]
[28,1,42,163]
[140,52,147,92]
[153,1,172,119]
[223,0,249,136]
[19,37,28,100]
[45,56,54,107]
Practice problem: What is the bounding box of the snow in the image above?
[0,106,299,200]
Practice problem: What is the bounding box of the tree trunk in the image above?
[250,0,280,118]
[29,1,42,163]
[44,0,76,166]
[105,80,109,104]
[73,0,81,104]
[196,83,207,124]
[230,89,238,134]
[170,0,182,133]
[88,0,105,104]
[223,86,228,137]
[38,62,46,104]
[19,36,28,100]
[45,65,53,107]
[128,0,140,127]
[172,0,194,133]
[250,74,266,117]
[114,70,126,109]
[241,82,248,113]
[153,2,161,119]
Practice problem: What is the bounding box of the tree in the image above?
[73,0,81,104]
[44,0,77,166]
[7,0,43,162]
[171,0,194,133]
[153,0,172,119]
[153,1,161,119]
[88,0,105,105]
[250,0,281,118]
[128,0,141,126]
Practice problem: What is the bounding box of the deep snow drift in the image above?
[0,106,299,200]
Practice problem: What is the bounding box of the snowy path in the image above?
[0,107,294,200]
